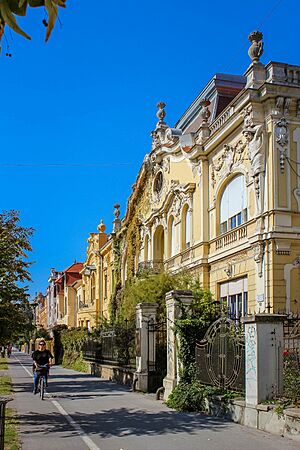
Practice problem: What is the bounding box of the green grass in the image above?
[4,408,20,450]
[0,357,8,371]
[0,375,12,395]
[0,362,20,449]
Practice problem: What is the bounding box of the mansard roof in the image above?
[175,73,246,134]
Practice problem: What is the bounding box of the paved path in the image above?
[8,351,299,450]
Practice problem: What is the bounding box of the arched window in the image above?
[91,273,96,302]
[220,174,247,234]
[153,225,164,262]
[168,216,176,257]
[144,235,149,261]
[182,204,191,250]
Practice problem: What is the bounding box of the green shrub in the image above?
[60,328,89,372]
[283,350,300,403]
[166,381,241,412]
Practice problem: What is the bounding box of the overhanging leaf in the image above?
[28,0,44,6]
[44,0,57,42]
[0,0,31,39]
[7,0,27,15]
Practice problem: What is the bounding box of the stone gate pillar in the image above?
[243,314,285,408]
[134,302,158,392]
[163,290,193,400]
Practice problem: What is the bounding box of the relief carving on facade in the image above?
[293,256,300,267]
[275,117,289,173]
[211,139,247,187]
[275,96,291,118]
[252,242,264,278]
[241,105,266,206]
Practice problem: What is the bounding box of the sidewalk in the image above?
[8,351,299,450]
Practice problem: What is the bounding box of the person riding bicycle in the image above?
[32,340,53,394]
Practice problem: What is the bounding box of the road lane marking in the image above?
[13,354,33,377]
[13,354,101,450]
[52,400,101,450]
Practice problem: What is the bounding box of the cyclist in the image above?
[32,340,54,394]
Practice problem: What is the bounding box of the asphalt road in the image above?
[7,351,299,450]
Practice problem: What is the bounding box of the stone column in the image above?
[134,302,158,392]
[244,314,285,408]
[163,290,193,400]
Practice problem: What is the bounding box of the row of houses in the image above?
[35,31,300,332]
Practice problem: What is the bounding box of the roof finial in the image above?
[156,101,166,125]
[248,31,263,63]
[97,219,106,233]
[112,204,121,232]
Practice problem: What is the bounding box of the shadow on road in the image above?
[17,407,230,439]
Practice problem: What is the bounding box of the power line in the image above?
[0,162,135,168]
[223,0,286,72]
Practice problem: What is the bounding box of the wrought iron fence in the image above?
[283,314,300,400]
[195,315,245,392]
[82,325,136,368]
[147,319,167,392]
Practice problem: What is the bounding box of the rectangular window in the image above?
[243,292,248,316]
[237,212,242,226]
[104,274,108,298]
[220,221,227,234]
[219,278,248,318]
[64,297,67,315]
[230,215,237,229]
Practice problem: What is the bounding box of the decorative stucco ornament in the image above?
[275,117,288,147]
[151,102,181,150]
[97,219,106,233]
[199,98,211,123]
[243,122,265,201]
[112,204,121,232]
[113,203,120,219]
[252,242,264,278]
[248,31,263,63]
[156,101,166,124]
[211,140,247,187]
[275,117,289,174]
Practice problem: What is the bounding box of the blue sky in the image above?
[0,0,299,298]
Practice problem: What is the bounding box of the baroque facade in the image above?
[40,31,300,330]
[117,31,300,316]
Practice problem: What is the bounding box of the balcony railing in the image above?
[181,248,191,262]
[137,260,164,275]
[215,224,248,251]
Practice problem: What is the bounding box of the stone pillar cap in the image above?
[243,313,286,324]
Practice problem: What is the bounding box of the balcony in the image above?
[215,224,248,251]
[137,260,164,275]
[181,247,191,263]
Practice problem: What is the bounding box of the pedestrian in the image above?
[0,345,5,358]
[7,344,12,358]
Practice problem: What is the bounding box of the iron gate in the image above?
[147,319,167,393]
[195,316,245,391]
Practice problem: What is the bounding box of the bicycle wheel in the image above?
[40,376,44,400]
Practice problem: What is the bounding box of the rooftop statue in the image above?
[248,31,263,63]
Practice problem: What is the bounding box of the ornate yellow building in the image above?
[76,219,114,328]
[55,262,83,328]
[115,31,300,317]
[69,31,300,330]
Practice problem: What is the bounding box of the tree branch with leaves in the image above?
[0,0,66,42]
[0,210,34,343]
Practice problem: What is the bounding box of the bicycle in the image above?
[35,364,49,400]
